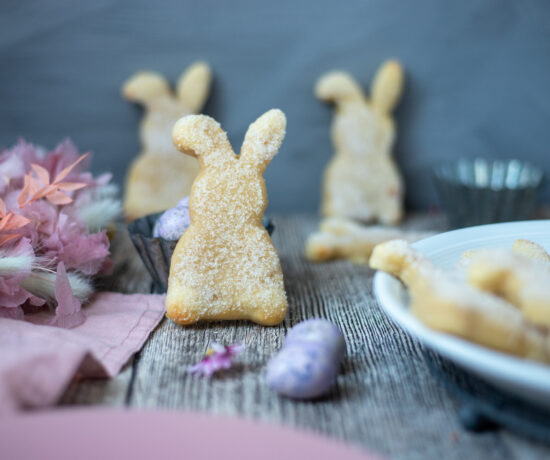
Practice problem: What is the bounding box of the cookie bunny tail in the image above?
[177,62,213,113]
[370,60,404,115]
[240,109,286,173]
[315,71,365,105]
[172,114,234,168]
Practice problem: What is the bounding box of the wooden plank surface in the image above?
[61,215,550,459]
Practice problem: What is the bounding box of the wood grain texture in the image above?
[61,215,550,459]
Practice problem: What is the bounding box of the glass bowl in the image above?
[433,158,543,228]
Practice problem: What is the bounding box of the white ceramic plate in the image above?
[373,220,550,408]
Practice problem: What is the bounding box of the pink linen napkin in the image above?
[0,292,165,415]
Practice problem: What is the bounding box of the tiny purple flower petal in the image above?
[227,343,246,355]
[187,342,245,378]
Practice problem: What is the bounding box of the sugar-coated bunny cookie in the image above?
[316,60,405,224]
[512,239,550,263]
[369,240,550,363]
[458,239,550,269]
[166,109,288,326]
[123,62,212,220]
[466,248,550,328]
[304,217,431,264]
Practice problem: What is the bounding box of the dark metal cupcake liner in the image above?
[128,214,275,293]
[433,158,543,228]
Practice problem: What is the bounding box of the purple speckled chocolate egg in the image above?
[153,197,190,241]
[265,319,345,399]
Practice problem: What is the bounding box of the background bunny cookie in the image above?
[166,109,288,326]
[317,60,405,224]
[304,216,432,264]
[123,61,212,220]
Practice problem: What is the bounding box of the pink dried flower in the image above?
[0,139,119,322]
[49,261,86,329]
[0,153,26,195]
[187,343,245,378]
[39,212,110,275]
[18,154,88,207]
[0,198,31,246]
[0,237,35,317]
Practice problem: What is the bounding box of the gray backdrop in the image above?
[1,0,549,212]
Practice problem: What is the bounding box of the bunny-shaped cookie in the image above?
[123,61,212,220]
[166,109,288,326]
[316,60,405,225]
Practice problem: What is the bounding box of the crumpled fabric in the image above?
[0,292,165,415]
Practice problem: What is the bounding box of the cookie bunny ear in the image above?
[172,114,234,168]
[122,71,171,107]
[370,60,404,114]
[315,71,365,105]
[240,109,286,173]
[176,62,213,113]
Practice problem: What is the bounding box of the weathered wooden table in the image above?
[61,215,550,460]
